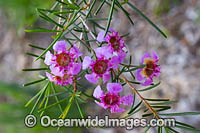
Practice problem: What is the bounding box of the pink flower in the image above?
[82,56,111,84]
[44,40,82,86]
[46,69,73,86]
[44,41,82,72]
[82,52,120,84]
[96,29,127,62]
[136,51,161,86]
[93,83,133,113]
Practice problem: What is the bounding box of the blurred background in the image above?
[0,0,200,133]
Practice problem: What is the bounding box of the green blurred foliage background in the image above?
[0,0,53,35]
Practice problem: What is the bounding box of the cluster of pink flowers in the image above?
[44,29,161,113]
[44,40,82,86]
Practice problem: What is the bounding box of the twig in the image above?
[120,74,160,119]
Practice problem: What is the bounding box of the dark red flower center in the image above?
[109,36,120,51]
[143,59,155,77]
[103,93,120,106]
[93,60,108,75]
[55,76,62,81]
[56,53,71,67]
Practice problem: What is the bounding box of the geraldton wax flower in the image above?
[136,51,161,86]
[82,48,122,84]
[44,40,82,86]
[93,83,133,113]
[96,29,127,63]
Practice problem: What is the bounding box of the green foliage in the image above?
[0,0,53,34]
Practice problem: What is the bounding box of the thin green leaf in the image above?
[22,68,49,71]
[128,101,142,114]
[53,11,74,15]
[150,100,178,105]
[124,65,145,72]
[145,98,169,102]
[144,126,151,133]
[175,121,196,130]
[60,95,74,119]
[40,86,50,116]
[56,0,79,10]
[28,44,46,50]
[75,98,84,118]
[38,9,64,28]
[158,126,162,133]
[38,97,68,112]
[25,88,43,107]
[69,30,91,52]
[104,0,115,37]
[87,17,108,21]
[159,112,200,116]
[115,0,134,25]
[45,91,68,98]
[167,127,179,133]
[175,125,200,132]
[138,82,161,92]
[26,52,44,60]
[94,0,106,15]
[127,2,167,38]
[25,29,60,33]
[30,82,49,114]
[23,78,47,87]
[86,0,96,18]
[51,83,63,112]
[82,24,91,48]
[124,106,146,119]
[34,31,62,61]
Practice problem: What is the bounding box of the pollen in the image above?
[93,60,108,75]
[142,59,155,78]
[56,53,71,67]
[103,93,120,106]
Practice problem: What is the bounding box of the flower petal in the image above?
[46,72,54,82]
[110,105,125,113]
[70,45,82,58]
[152,50,159,61]
[136,69,144,81]
[120,94,133,106]
[103,72,111,83]
[110,56,120,69]
[94,46,112,59]
[93,85,104,98]
[50,65,64,77]
[97,31,106,42]
[141,78,152,86]
[70,63,81,75]
[82,56,92,70]
[141,52,151,64]
[118,51,126,63]
[44,51,53,65]
[53,40,67,52]
[85,73,98,84]
[107,83,123,93]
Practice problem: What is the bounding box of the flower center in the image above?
[56,53,71,67]
[103,93,119,106]
[93,60,108,75]
[143,59,155,77]
[109,36,120,51]
[55,76,62,81]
